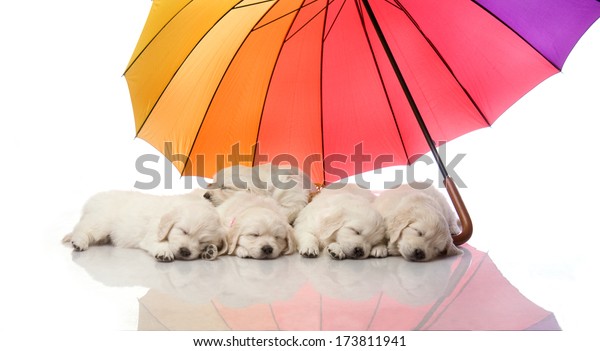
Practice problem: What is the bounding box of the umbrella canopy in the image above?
[125,0,600,186]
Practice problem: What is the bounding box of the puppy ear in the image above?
[320,209,345,240]
[217,238,228,255]
[158,210,178,241]
[444,240,463,256]
[386,215,411,245]
[213,222,228,255]
[283,224,296,255]
[226,227,240,255]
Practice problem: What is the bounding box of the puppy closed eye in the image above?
[409,226,424,237]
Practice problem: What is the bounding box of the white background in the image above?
[1,0,599,348]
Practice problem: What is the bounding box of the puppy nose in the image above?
[261,245,273,255]
[412,249,426,261]
[178,247,191,257]
[203,192,212,200]
[353,247,364,258]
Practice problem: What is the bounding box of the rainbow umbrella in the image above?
[124,0,600,245]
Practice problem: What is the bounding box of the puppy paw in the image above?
[370,244,388,258]
[201,244,218,261]
[327,243,346,260]
[153,249,175,262]
[450,219,461,235]
[234,247,250,258]
[299,246,320,258]
[69,235,89,252]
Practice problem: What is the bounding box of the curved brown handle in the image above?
[444,177,473,246]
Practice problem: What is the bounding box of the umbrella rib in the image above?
[415,249,482,330]
[235,0,276,9]
[123,0,194,75]
[323,0,347,42]
[183,0,282,174]
[365,292,384,331]
[253,0,320,33]
[389,0,491,127]
[134,0,246,140]
[471,0,561,71]
[251,0,306,168]
[173,1,279,175]
[210,299,233,330]
[355,0,410,163]
[318,0,333,185]
[138,297,172,330]
[319,292,323,330]
[269,304,282,330]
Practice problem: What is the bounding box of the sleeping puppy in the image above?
[217,192,295,259]
[373,183,462,262]
[63,190,227,262]
[294,183,387,260]
[203,163,314,224]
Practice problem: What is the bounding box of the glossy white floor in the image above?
[1,2,599,349]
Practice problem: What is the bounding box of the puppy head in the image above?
[203,165,268,206]
[227,206,295,259]
[158,203,227,260]
[386,205,461,262]
[203,184,244,206]
[320,205,386,259]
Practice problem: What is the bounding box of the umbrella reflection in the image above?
[70,245,559,330]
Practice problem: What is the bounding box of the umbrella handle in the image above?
[363,0,472,245]
[444,176,473,246]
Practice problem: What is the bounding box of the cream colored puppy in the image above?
[374,183,462,262]
[63,190,227,262]
[218,192,295,259]
[294,184,387,260]
[203,163,314,224]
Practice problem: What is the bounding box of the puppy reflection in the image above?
[383,255,459,306]
[218,192,295,259]
[374,183,462,262]
[294,184,386,260]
